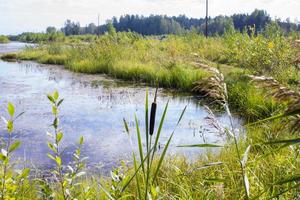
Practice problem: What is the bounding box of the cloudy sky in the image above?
[0,0,299,35]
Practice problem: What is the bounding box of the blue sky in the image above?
[0,0,299,35]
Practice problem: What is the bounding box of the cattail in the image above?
[149,87,158,135]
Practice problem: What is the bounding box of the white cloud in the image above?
[0,0,299,34]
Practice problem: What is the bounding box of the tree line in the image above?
[11,9,300,42]
[57,10,299,36]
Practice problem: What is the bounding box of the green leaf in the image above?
[276,174,300,185]
[9,140,21,153]
[151,100,169,163]
[152,133,174,184]
[133,153,142,200]
[53,118,59,129]
[0,153,6,161]
[47,94,55,104]
[20,168,30,179]
[121,147,154,193]
[57,99,64,107]
[56,132,63,143]
[53,91,59,101]
[145,89,149,152]
[55,156,62,166]
[7,120,13,133]
[79,136,84,145]
[7,102,15,117]
[47,153,56,161]
[134,114,144,174]
[123,118,130,135]
[177,144,223,148]
[47,143,57,153]
[177,105,187,125]
[265,138,300,145]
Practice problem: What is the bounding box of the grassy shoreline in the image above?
[0,35,10,43]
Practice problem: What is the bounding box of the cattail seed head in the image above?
[149,87,158,135]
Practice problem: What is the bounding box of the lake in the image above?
[0,42,241,171]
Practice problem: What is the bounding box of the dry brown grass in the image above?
[192,62,227,105]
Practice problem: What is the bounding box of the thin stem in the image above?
[53,103,67,200]
[225,103,249,200]
[145,135,152,199]
[1,132,11,200]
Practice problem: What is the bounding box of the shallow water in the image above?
[0,42,33,54]
[0,43,241,171]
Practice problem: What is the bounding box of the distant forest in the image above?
[23,9,300,38]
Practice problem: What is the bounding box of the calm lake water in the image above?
[0,42,241,171]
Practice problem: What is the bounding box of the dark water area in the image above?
[0,43,242,172]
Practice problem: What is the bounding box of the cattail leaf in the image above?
[276,174,300,185]
[123,118,130,135]
[121,147,154,192]
[177,105,187,125]
[247,113,285,126]
[145,89,149,152]
[133,153,142,200]
[184,162,223,175]
[177,144,223,148]
[134,115,144,173]
[265,138,300,145]
[152,133,174,184]
[151,100,169,161]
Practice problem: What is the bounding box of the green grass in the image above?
[0,35,9,43]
